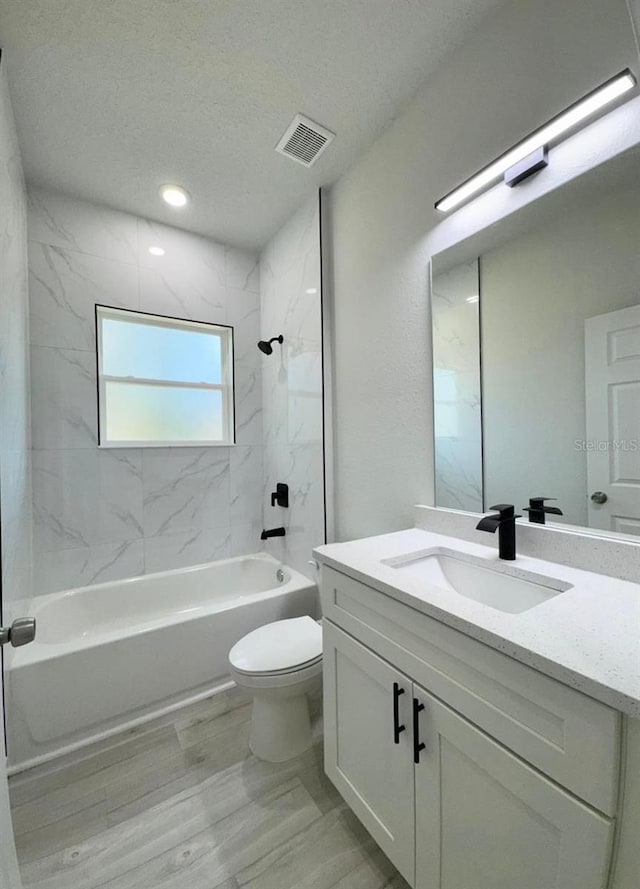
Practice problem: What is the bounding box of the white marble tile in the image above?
[0,332,31,457]
[230,446,263,528]
[30,347,98,449]
[28,188,138,264]
[287,343,323,444]
[138,219,226,323]
[144,525,231,574]
[261,356,289,446]
[230,522,265,557]
[226,246,260,294]
[142,448,230,537]
[262,443,324,575]
[235,364,263,446]
[29,242,139,350]
[32,449,143,552]
[227,287,260,367]
[0,68,32,616]
[33,540,145,596]
[0,452,33,619]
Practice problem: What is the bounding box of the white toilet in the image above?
[228,616,322,763]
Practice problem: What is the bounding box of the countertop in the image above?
[314,528,640,718]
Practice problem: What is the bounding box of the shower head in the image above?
[257,335,284,355]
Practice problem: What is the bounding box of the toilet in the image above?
[228,616,323,762]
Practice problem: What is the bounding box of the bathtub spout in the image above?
[261,527,286,540]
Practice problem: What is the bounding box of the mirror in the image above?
[431,146,640,538]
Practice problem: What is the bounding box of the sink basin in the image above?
[383,548,573,614]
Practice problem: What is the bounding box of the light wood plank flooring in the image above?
[9,688,409,889]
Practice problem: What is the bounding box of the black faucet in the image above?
[475,504,521,560]
[261,527,286,541]
[523,497,563,525]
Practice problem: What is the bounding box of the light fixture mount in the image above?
[435,68,636,213]
[504,146,548,188]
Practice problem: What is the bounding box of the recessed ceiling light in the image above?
[148,246,165,256]
[160,185,189,207]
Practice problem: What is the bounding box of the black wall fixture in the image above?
[270,483,289,508]
[257,335,284,355]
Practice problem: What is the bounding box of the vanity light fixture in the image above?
[435,68,636,213]
[160,184,190,207]
[148,246,165,256]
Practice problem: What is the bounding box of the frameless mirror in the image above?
[431,145,640,539]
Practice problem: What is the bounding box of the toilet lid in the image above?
[229,616,322,674]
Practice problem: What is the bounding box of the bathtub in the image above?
[7,553,318,772]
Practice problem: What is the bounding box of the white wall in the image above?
[328,0,639,541]
[481,182,640,527]
[260,197,324,577]
[0,60,32,622]
[28,189,263,594]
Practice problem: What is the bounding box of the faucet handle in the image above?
[489,504,516,517]
[525,497,563,516]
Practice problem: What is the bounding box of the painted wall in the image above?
[327,0,638,541]
[481,181,640,527]
[0,62,32,624]
[259,197,324,577]
[28,188,263,595]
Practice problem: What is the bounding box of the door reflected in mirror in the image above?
[431,147,640,538]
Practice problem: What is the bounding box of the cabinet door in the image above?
[324,622,415,884]
[413,684,614,889]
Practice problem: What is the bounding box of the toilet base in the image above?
[242,673,321,763]
[249,693,313,762]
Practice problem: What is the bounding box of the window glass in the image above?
[101,317,222,384]
[105,382,223,443]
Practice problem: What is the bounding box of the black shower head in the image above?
[257,335,284,355]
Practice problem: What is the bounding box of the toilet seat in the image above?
[229,616,322,676]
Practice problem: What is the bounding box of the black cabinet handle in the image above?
[393,682,405,744]
[413,697,426,763]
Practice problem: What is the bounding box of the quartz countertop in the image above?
[314,528,640,718]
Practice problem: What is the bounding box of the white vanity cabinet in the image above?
[321,565,620,889]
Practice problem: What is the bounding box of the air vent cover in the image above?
[276,114,335,168]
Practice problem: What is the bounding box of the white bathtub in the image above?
[7,553,318,772]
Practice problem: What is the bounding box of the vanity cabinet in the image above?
[321,565,619,889]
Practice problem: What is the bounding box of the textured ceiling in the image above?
[0,0,503,249]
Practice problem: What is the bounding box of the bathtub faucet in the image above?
[261,527,286,540]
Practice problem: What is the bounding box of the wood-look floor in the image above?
[9,688,409,889]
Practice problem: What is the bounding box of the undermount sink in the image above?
[382,548,573,614]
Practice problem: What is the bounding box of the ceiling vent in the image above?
[275,114,335,168]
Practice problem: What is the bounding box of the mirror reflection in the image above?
[431,148,640,537]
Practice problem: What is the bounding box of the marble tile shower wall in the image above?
[259,197,324,578]
[28,188,263,595]
[0,66,32,620]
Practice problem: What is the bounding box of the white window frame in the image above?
[96,305,235,448]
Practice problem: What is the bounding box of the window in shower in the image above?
[96,306,235,447]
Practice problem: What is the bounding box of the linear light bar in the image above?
[435,69,637,213]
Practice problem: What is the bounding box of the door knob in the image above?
[590,491,608,504]
[0,617,36,648]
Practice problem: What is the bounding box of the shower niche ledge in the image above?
[314,527,640,889]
